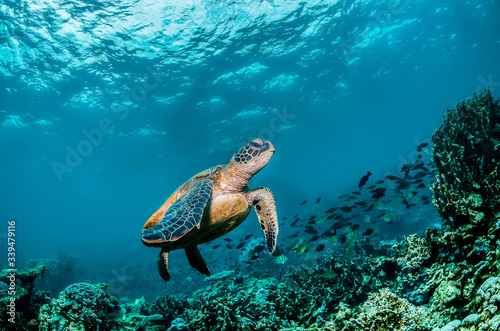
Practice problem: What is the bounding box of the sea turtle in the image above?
[142,139,278,281]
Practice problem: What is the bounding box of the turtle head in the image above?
[229,139,275,177]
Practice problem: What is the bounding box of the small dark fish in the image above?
[365,204,375,212]
[362,228,374,236]
[315,244,326,253]
[352,191,362,195]
[254,245,265,253]
[358,171,372,188]
[367,185,377,190]
[282,216,288,220]
[245,234,253,240]
[421,195,430,200]
[386,175,405,183]
[401,164,413,172]
[418,154,423,159]
[355,201,367,207]
[326,214,335,220]
[348,195,357,200]
[250,255,259,260]
[309,215,316,221]
[289,233,299,238]
[423,200,431,205]
[332,221,345,230]
[226,244,234,249]
[417,142,429,152]
[340,235,347,244]
[316,197,322,204]
[291,220,299,227]
[421,166,430,172]
[321,230,335,237]
[340,206,352,213]
[371,187,386,194]
[300,200,308,206]
[213,244,221,249]
[412,179,424,184]
[375,180,385,185]
[326,207,338,213]
[310,235,320,241]
[236,242,245,249]
[412,172,427,179]
[224,238,232,242]
[305,226,318,234]
[371,191,385,199]
[293,214,298,218]
[334,214,345,220]
[412,161,425,170]
[352,224,360,230]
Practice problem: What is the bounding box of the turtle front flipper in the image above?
[158,248,171,281]
[247,187,278,253]
[185,246,211,277]
[142,179,213,245]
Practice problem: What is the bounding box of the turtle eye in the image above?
[249,140,261,148]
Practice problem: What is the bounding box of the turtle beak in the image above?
[263,141,275,155]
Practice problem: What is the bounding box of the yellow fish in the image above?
[316,213,331,224]
[346,239,355,249]
[296,243,309,255]
[380,212,391,222]
[332,235,339,244]
[375,201,385,209]
[319,271,338,278]
[363,214,371,223]
[346,231,358,241]
[391,193,405,201]
[408,196,419,204]
[291,237,304,250]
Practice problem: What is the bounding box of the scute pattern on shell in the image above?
[143,179,213,242]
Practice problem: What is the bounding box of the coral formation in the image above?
[0,265,48,330]
[431,88,500,229]
[38,282,120,331]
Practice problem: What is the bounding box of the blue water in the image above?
[1,0,499,297]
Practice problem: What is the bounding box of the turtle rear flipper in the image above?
[142,179,213,245]
[247,187,278,253]
[185,246,211,277]
[158,248,171,281]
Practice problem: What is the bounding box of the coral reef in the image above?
[343,288,432,330]
[38,282,121,331]
[0,265,48,330]
[431,88,500,229]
